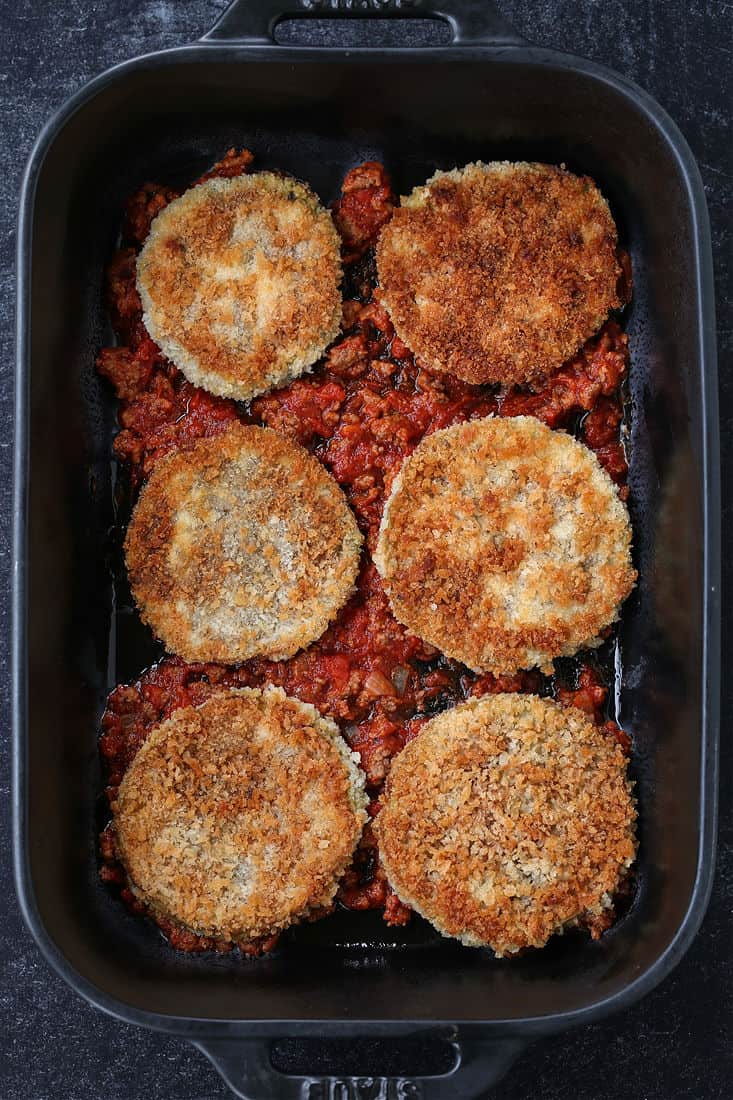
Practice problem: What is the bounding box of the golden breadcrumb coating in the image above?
[137,173,342,399]
[125,423,362,662]
[374,415,636,674]
[375,693,636,956]
[376,161,621,385]
[113,687,368,944]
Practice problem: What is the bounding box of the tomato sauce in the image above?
[97,153,633,953]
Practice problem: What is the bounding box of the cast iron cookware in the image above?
[13,1,720,1096]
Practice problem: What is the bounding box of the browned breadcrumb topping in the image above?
[374,693,637,956]
[136,173,342,400]
[112,687,367,944]
[376,162,621,385]
[374,416,636,674]
[124,423,362,663]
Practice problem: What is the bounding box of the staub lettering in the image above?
[304,1078,422,1100]
[300,1,419,11]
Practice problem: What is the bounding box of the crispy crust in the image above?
[125,423,362,663]
[112,687,368,943]
[376,162,621,385]
[374,416,636,674]
[136,174,342,400]
[374,694,637,956]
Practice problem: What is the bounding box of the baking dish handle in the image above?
[201,0,526,47]
[194,1035,527,1099]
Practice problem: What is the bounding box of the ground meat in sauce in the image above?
[97,152,633,954]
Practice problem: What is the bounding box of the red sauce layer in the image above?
[97,152,632,954]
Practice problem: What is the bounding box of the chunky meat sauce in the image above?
[98,150,633,954]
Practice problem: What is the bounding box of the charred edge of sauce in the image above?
[97,155,634,955]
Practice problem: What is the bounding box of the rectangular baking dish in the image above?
[13,2,720,1096]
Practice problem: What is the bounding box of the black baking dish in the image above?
[13,2,720,1096]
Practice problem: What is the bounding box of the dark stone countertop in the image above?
[1,2,730,1097]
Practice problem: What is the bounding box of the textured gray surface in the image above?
[2,1,731,1098]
